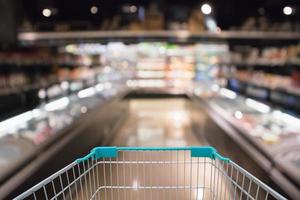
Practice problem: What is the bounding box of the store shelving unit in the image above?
[226,78,300,114]
[0,88,129,200]
[0,79,129,200]
[0,44,134,199]
[1,30,299,199]
[190,85,300,199]
[18,30,300,45]
[130,43,195,94]
[0,48,106,119]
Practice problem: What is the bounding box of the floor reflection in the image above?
[112,98,203,147]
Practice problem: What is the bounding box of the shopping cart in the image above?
[14,146,287,200]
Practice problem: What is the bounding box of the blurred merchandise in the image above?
[188,9,205,32]
[144,4,164,30]
[1,1,300,199]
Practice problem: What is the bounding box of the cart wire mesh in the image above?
[14,146,287,200]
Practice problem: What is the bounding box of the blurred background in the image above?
[0,0,300,199]
[14,0,300,32]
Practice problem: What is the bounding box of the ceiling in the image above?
[22,0,300,30]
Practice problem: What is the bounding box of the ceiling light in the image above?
[283,6,293,15]
[201,4,212,15]
[90,6,98,14]
[130,5,137,13]
[42,8,52,17]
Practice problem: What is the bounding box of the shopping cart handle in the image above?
[190,146,230,162]
[76,146,230,163]
[214,152,230,162]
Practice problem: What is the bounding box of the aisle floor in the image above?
[74,98,231,200]
[112,98,203,147]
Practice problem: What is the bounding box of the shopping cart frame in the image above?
[14,146,287,200]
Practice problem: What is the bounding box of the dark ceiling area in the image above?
[21,0,300,30]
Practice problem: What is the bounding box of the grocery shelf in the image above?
[2,38,300,200]
[1,85,299,199]
[18,30,300,45]
[226,78,300,113]
[221,64,292,77]
[190,88,300,199]
[0,87,129,200]
[220,61,300,67]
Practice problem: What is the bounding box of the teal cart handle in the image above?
[76,146,230,163]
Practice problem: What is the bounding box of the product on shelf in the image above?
[0,44,131,176]
[197,86,300,147]
[229,44,300,65]
[2,41,300,187]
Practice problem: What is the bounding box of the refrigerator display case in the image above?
[192,85,300,198]
[208,89,300,148]
[0,55,130,181]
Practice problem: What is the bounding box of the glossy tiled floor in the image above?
[74,99,232,200]
[19,99,268,200]
[112,98,203,147]
[97,99,222,199]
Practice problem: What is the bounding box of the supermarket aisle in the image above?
[74,98,231,200]
[111,98,203,147]
[106,98,219,200]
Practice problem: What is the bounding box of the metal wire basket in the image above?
[14,146,287,200]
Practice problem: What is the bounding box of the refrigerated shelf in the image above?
[190,85,300,199]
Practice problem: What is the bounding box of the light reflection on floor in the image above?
[112,98,203,147]
[75,99,232,200]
